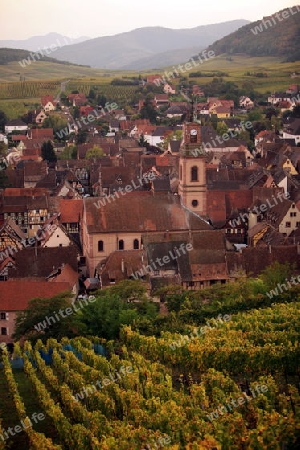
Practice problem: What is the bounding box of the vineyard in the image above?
[66,82,138,102]
[0,300,299,449]
[0,81,61,99]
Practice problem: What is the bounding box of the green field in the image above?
[0,99,43,120]
[181,54,300,93]
[0,60,127,83]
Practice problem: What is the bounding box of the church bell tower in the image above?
[178,121,207,216]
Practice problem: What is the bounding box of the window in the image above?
[285,222,291,228]
[191,199,198,208]
[118,240,124,250]
[98,240,104,252]
[1,327,7,335]
[296,222,300,227]
[191,166,198,182]
[290,212,297,217]
[0,313,6,320]
[179,165,182,181]
[133,239,139,250]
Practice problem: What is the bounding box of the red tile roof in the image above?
[3,188,48,197]
[41,95,54,107]
[30,128,54,140]
[84,194,212,234]
[59,199,83,223]
[0,280,71,310]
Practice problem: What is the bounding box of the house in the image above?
[192,85,204,96]
[0,133,8,145]
[7,245,78,279]
[0,280,72,343]
[286,84,300,95]
[109,119,120,133]
[23,161,49,188]
[41,95,56,112]
[0,217,27,251]
[96,249,147,286]
[207,99,234,118]
[27,109,47,124]
[226,244,300,279]
[28,128,54,140]
[154,94,169,108]
[197,103,210,116]
[47,263,79,297]
[239,96,254,110]
[267,92,294,106]
[42,223,72,248]
[163,84,176,95]
[5,119,28,135]
[58,199,83,236]
[0,187,49,237]
[67,93,87,107]
[147,75,163,85]
[165,105,186,118]
[264,199,300,237]
[282,118,300,146]
[140,230,229,291]
[210,106,232,118]
[80,105,95,116]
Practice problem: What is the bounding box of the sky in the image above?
[0,0,298,40]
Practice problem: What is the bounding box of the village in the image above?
[0,77,300,343]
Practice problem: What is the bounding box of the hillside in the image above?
[51,20,249,69]
[0,48,89,68]
[207,6,300,61]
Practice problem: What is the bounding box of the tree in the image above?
[139,98,157,123]
[88,89,96,100]
[41,140,57,163]
[77,293,140,339]
[109,279,147,302]
[291,104,300,118]
[97,94,107,108]
[43,115,68,140]
[86,145,104,159]
[13,294,78,342]
[247,109,263,122]
[73,106,80,119]
[58,145,77,160]
[76,129,88,144]
[0,110,7,132]
[259,262,293,291]
[216,121,229,136]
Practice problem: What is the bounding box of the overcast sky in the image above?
[0,0,297,40]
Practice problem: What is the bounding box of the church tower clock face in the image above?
[190,128,197,143]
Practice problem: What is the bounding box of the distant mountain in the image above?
[0,32,90,52]
[49,20,249,69]
[207,6,300,61]
[121,47,203,70]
